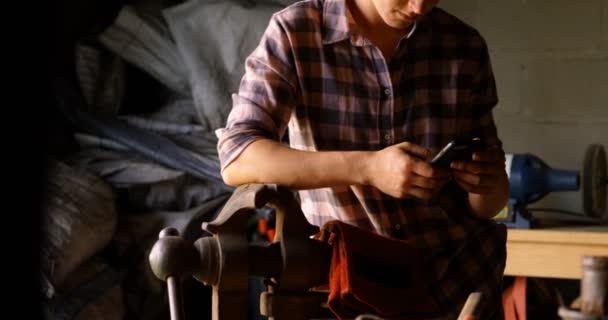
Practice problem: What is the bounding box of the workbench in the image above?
[504,226,608,279]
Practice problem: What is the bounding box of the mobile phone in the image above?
[430,139,486,167]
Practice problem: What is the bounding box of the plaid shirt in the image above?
[217,0,507,317]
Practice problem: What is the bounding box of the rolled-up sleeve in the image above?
[215,14,297,172]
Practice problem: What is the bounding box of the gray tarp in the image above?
[99,6,190,97]
[99,0,296,131]
[51,1,299,319]
[162,0,285,130]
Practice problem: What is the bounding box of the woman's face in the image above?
[372,0,440,29]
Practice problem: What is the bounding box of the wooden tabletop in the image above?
[504,226,608,279]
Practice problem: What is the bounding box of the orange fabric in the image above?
[258,218,268,234]
[317,220,439,320]
[266,229,275,242]
[257,218,275,241]
[502,277,527,320]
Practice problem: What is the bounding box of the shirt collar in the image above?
[322,0,352,44]
[322,0,418,45]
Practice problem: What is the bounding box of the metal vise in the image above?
[148,184,333,320]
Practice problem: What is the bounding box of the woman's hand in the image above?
[450,144,510,219]
[367,142,452,199]
[450,145,507,195]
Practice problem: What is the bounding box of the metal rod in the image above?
[581,256,608,315]
[457,292,484,320]
[167,276,185,320]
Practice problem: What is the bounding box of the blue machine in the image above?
[494,144,607,229]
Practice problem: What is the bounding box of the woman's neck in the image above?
[348,0,412,61]
[349,0,412,39]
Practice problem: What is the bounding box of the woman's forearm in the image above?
[466,172,510,219]
[221,139,373,189]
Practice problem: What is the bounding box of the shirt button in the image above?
[384,88,391,96]
[384,132,392,142]
[393,224,404,239]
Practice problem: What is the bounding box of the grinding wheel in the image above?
[582,144,607,218]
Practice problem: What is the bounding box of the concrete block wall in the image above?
[439,0,608,214]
